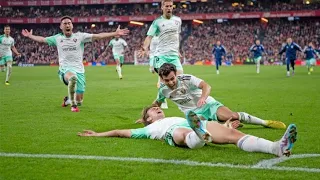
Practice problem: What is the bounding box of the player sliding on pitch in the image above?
[151,63,287,129]
[78,104,297,157]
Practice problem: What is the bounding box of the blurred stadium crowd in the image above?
[1,0,320,65]
[1,1,319,18]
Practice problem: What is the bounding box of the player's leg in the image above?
[255,57,261,74]
[120,56,124,68]
[0,57,5,72]
[63,71,79,112]
[217,106,286,129]
[194,101,286,129]
[310,58,315,72]
[215,59,220,74]
[290,59,295,75]
[114,55,122,79]
[286,58,290,76]
[4,57,13,85]
[173,128,205,149]
[187,111,297,156]
[306,59,311,74]
[207,121,297,157]
[75,72,86,106]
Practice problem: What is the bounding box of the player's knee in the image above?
[69,75,77,83]
[226,128,243,144]
[231,112,239,120]
[7,64,12,68]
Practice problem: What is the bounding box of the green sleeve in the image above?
[147,20,160,36]
[130,128,149,139]
[108,40,113,47]
[156,88,166,103]
[0,35,4,44]
[45,34,59,46]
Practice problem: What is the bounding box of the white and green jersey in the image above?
[147,15,181,57]
[109,38,127,56]
[149,36,159,58]
[130,117,186,139]
[0,35,14,57]
[157,74,216,114]
[45,32,93,73]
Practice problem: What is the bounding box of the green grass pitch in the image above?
[0,65,319,179]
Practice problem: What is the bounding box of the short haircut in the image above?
[4,25,10,28]
[60,16,72,22]
[141,104,159,126]
[158,63,176,78]
[161,0,173,6]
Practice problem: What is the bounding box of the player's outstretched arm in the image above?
[92,25,129,41]
[78,129,132,138]
[21,29,47,43]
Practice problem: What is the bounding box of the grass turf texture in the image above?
[0,65,319,179]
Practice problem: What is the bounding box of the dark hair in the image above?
[158,63,176,78]
[60,16,72,22]
[141,104,159,126]
[4,25,10,28]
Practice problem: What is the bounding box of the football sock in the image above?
[237,135,277,155]
[237,112,266,126]
[5,64,12,82]
[68,76,77,106]
[185,131,205,149]
[116,64,122,77]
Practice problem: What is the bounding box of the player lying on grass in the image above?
[151,63,286,129]
[78,104,297,157]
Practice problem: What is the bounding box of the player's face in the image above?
[217,41,221,46]
[4,27,10,35]
[147,107,165,122]
[256,40,260,45]
[161,71,177,89]
[60,19,73,37]
[287,38,292,44]
[115,35,120,40]
[162,2,174,18]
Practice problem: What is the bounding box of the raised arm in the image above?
[92,25,129,41]
[21,29,47,43]
[78,129,131,138]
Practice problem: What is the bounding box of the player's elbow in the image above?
[207,84,211,92]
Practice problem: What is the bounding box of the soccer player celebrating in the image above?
[78,105,297,157]
[279,38,302,77]
[153,63,287,129]
[106,35,128,79]
[0,25,21,85]
[303,42,319,75]
[139,0,183,75]
[212,40,227,75]
[21,16,129,112]
[249,39,265,74]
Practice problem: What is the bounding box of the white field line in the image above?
[0,152,320,173]
[254,154,320,168]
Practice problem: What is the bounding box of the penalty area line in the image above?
[0,152,320,173]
